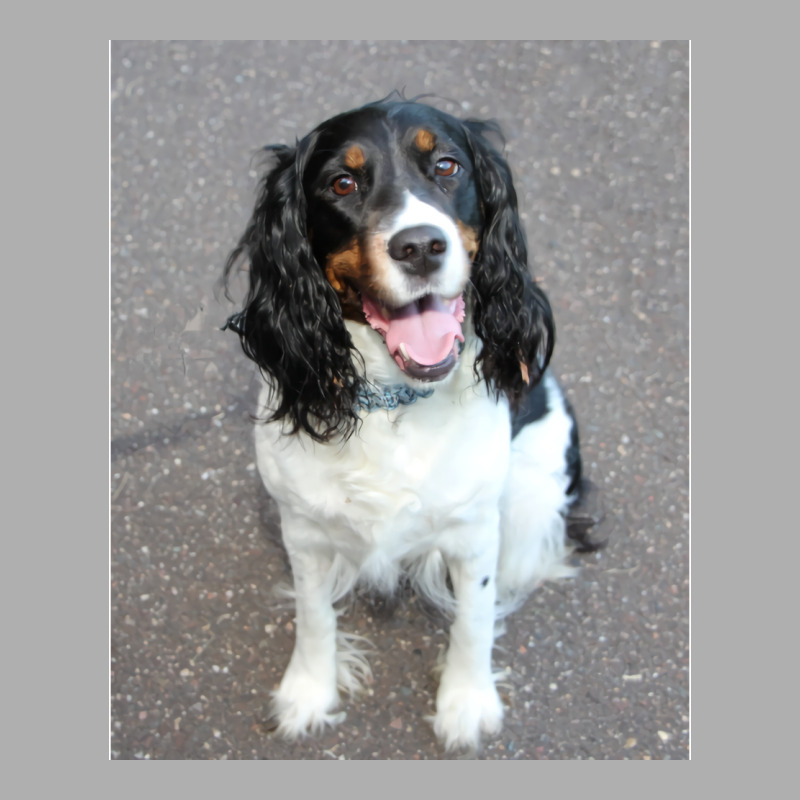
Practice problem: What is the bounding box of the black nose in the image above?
[388,225,448,277]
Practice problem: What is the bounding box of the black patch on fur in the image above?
[563,396,583,498]
[510,380,549,438]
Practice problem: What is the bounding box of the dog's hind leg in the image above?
[496,373,579,611]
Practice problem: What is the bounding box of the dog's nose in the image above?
[388,225,448,276]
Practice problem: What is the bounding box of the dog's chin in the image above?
[392,341,462,383]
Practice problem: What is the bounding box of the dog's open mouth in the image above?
[362,293,466,381]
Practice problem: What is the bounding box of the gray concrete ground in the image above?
[110,40,689,760]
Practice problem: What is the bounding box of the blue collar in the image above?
[355,383,434,412]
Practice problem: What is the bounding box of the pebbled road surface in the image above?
[110,40,689,760]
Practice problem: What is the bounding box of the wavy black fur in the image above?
[462,119,555,411]
[222,135,363,442]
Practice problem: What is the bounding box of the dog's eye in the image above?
[331,175,358,196]
[434,158,459,177]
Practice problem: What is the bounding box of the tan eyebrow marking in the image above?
[345,145,365,169]
[414,128,436,152]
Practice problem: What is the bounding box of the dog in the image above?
[222,96,599,752]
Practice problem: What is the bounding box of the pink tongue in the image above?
[364,295,466,366]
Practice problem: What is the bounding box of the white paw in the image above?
[272,667,344,739]
[432,677,504,752]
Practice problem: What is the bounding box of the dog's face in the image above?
[224,98,554,441]
[302,103,484,381]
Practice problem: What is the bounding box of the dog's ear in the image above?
[462,119,555,407]
[221,135,361,441]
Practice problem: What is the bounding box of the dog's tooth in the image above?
[398,343,410,362]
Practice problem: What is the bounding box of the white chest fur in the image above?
[254,354,511,569]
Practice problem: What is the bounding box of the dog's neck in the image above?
[355,382,435,412]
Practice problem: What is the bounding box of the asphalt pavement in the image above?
[110,40,689,760]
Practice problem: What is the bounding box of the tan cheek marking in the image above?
[414,128,436,152]
[325,238,363,291]
[326,235,401,317]
[325,239,371,322]
[457,221,481,261]
[345,145,365,170]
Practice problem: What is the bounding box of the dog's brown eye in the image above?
[434,158,459,177]
[332,175,357,196]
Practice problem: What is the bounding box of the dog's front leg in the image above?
[272,524,343,738]
[434,530,503,751]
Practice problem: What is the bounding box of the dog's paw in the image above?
[432,677,504,752]
[272,668,344,739]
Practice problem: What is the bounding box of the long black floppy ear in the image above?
[221,135,362,442]
[462,119,555,409]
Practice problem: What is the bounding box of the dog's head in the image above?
[223,97,554,441]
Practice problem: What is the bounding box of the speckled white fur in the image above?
[255,320,577,751]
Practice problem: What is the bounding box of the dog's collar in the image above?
[355,382,434,412]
